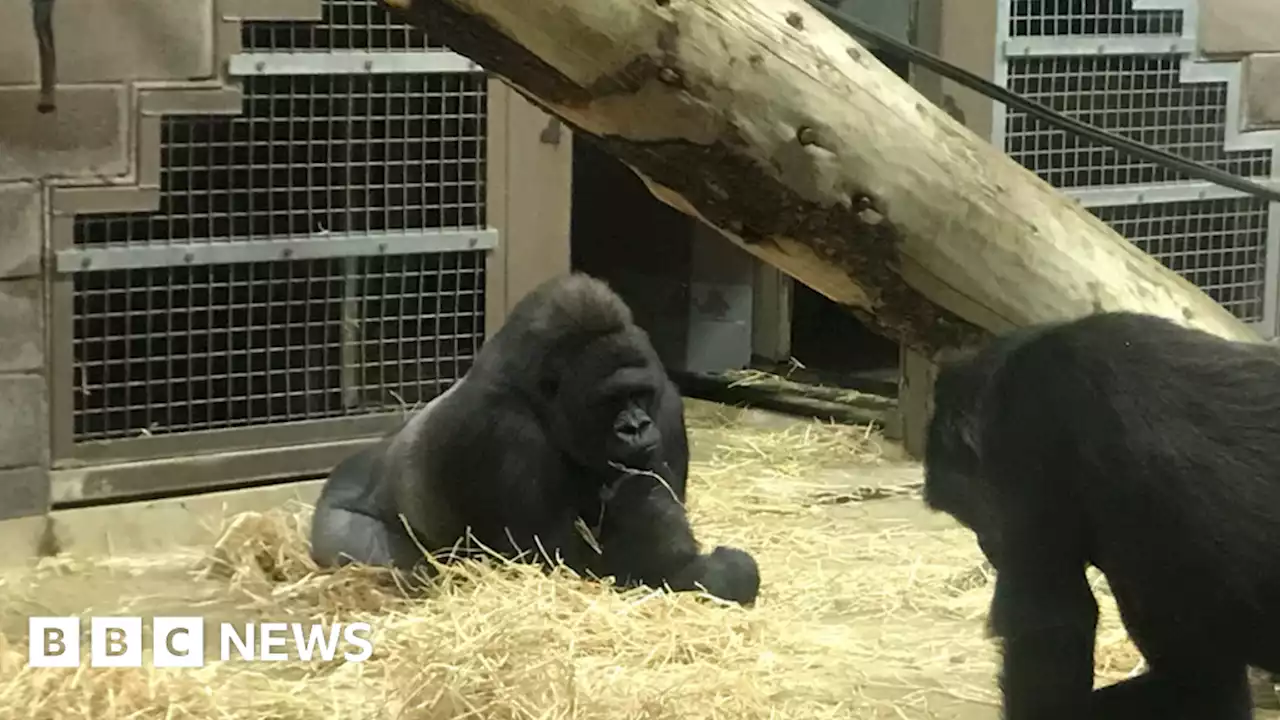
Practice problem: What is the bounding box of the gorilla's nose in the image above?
[619,415,653,438]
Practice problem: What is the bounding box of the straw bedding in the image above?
[0,402,1146,720]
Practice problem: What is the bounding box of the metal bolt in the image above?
[255,61,265,72]
[658,67,681,85]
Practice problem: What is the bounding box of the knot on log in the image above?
[854,196,884,225]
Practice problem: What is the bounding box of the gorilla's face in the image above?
[923,430,1003,567]
[923,364,1003,568]
[544,328,667,470]
[602,389,662,465]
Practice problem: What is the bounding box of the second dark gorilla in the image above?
[310,273,760,606]
[924,311,1280,719]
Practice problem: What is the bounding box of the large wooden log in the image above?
[384,0,1259,353]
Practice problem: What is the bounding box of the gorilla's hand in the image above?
[670,546,761,606]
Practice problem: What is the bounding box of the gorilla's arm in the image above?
[597,471,760,605]
[410,385,606,571]
[987,551,1098,720]
[653,382,690,501]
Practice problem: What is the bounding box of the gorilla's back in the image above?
[382,379,469,551]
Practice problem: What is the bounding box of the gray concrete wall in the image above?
[0,0,324,521]
[1245,54,1280,129]
[1201,0,1280,55]
[1198,0,1280,128]
[686,223,755,373]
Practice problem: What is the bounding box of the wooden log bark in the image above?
[383,0,1260,353]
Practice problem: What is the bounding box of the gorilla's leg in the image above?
[310,442,425,573]
[1090,664,1252,720]
[596,471,760,605]
[310,504,423,571]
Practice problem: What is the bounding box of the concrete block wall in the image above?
[1200,0,1280,129]
[0,0,323,521]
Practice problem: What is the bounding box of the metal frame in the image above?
[47,103,514,507]
[50,434,376,505]
[1003,36,1194,56]
[990,0,1280,336]
[46,13,509,496]
[57,229,498,272]
[482,79,510,342]
[228,50,482,76]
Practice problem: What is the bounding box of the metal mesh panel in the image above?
[1093,198,1269,322]
[1005,55,1272,188]
[242,0,445,51]
[72,253,485,441]
[1009,0,1182,37]
[74,74,487,248]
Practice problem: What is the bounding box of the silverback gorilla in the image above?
[923,311,1280,720]
[309,273,760,606]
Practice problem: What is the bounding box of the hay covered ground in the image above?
[0,399,1255,719]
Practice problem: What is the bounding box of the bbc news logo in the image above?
[28,617,373,668]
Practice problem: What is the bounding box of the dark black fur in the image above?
[924,311,1280,720]
[310,273,760,605]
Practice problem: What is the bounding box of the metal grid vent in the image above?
[73,73,487,248]
[241,0,445,52]
[1009,0,1182,37]
[1093,198,1269,322]
[72,253,485,441]
[1005,55,1272,188]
